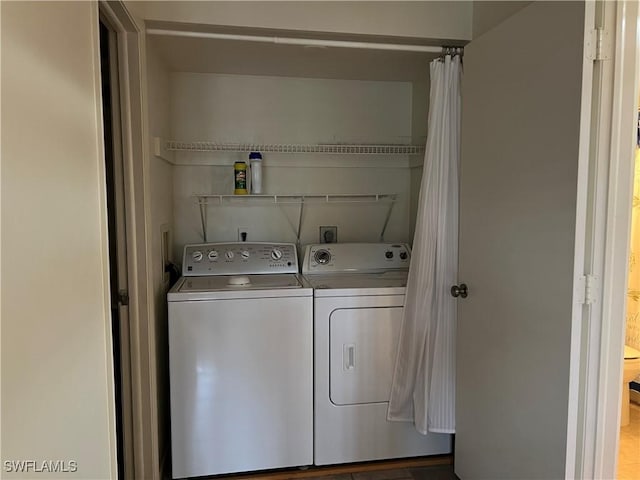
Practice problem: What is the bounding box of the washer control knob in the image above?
[241,250,250,259]
[192,251,203,262]
[271,248,283,260]
[399,251,408,260]
[385,251,394,259]
[208,250,219,261]
[314,249,331,265]
[225,250,235,260]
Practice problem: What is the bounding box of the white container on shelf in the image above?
[249,152,263,194]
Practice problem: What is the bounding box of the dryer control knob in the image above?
[271,248,283,260]
[208,250,219,261]
[241,250,250,259]
[192,251,203,262]
[225,250,235,260]
[314,249,331,265]
[385,251,394,259]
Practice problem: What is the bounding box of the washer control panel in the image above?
[182,242,298,276]
[303,243,410,274]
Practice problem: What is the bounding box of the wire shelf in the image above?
[168,141,424,156]
[195,193,397,205]
[194,193,398,243]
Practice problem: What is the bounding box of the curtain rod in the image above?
[146,28,448,53]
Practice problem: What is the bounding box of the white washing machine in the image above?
[168,242,313,479]
[303,243,452,466]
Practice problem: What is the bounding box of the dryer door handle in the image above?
[344,344,355,370]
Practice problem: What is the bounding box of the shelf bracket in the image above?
[296,199,306,247]
[379,195,396,241]
[275,195,304,244]
[198,198,208,242]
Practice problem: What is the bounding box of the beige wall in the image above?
[472,1,532,39]
[1,1,116,478]
[167,72,416,255]
[125,1,473,41]
[145,38,174,471]
[126,0,534,44]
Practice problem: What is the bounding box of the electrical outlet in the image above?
[238,227,249,242]
[319,226,337,244]
[160,224,171,286]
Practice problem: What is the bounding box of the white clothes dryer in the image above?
[168,243,313,479]
[303,243,452,466]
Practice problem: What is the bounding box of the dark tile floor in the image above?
[172,459,456,480]
[303,465,458,480]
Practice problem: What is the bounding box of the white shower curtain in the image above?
[387,54,461,434]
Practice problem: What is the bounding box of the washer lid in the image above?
[168,274,311,301]
[625,345,640,359]
[179,274,302,292]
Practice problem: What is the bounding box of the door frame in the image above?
[593,1,640,477]
[570,1,640,478]
[93,2,640,479]
[98,13,134,478]
[98,2,159,479]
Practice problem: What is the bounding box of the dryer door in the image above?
[330,306,402,405]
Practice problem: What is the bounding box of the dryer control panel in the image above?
[182,242,298,276]
[302,243,410,274]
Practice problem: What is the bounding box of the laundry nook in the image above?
[4,2,640,480]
